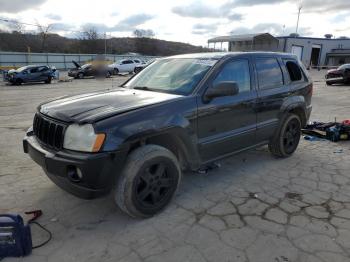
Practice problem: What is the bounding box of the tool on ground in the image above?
[0,210,52,259]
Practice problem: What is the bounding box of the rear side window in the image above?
[122,60,133,64]
[213,59,251,93]
[256,58,283,89]
[284,60,302,82]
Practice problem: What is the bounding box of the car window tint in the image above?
[284,60,303,82]
[30,68,38,73]
[256,58,283,89]
[38,66,48,72]
[134,60,140,63]
[213,59,251,93]
[122,60,133,64]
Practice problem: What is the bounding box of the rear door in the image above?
[254,56,290,142]
[197,58,258,162]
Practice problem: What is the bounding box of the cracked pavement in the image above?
[1,71,350,262]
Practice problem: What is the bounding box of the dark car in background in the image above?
[24,52,312,218]
[325,64,350,85]
[68,61,112,79]
[5,65,55,85]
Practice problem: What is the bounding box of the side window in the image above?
[284,60,303,82]
[38,66,48,72]
[213,59,251,93]
[123,60,133,64]
[30,67,38,73]
[256,58,283,89]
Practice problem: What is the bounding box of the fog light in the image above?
[67,166,83,183]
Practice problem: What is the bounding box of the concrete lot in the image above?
[1,70,350,262]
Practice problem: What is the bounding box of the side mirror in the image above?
[204,81,239,101]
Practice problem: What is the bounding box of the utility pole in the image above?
[295,1,302,35]
[104,32,107,56]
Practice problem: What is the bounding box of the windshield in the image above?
[124,58,216,95]
[17,66,31,72]
[338,64,350,70]
[81,64,91,69]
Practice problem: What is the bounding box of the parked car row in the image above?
[3,58,153,85]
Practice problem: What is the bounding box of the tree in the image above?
[36,22,53,52]
[77,27,103,53]
[133,29,155,38]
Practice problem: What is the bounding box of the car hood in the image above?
[38,88,183,124]
[327,69,341,74]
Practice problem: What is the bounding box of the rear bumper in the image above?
[23,133,127,199]
[306,105,312,123]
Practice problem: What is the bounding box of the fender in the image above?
[278,95,308,125]
[94,96,202,169]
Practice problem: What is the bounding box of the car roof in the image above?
[166,52,297,60]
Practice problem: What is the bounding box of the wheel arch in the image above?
[124,128,201,171]
[280,97,308,127]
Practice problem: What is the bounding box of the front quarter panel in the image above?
[94,96,200,166]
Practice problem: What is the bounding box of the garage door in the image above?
[291,45,303,61]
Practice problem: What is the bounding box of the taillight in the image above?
[310,83,313,96]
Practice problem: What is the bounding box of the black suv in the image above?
[23,52,312,218]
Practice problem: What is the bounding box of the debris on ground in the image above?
[302,120,350,142]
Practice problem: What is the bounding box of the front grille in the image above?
[33,113,66,150]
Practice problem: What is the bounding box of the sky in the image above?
[0,0,349,47]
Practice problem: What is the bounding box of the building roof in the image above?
[208,33,277,43]
[277,36,350,41]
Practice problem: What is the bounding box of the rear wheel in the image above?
[113,68,119,75]
[114,145,181,218]
[326,81,332,85]
[269,113,301,158]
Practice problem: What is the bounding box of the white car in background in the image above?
[108,59,145,74]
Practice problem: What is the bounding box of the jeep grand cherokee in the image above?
[23,52,313,218]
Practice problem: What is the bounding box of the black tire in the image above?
[77,72,84,79]
[15,78,23,85]
[326,81,332,86]
[45,76,52,84]
[114,145,181,218]
[106,71,111,78]
[134,67,142,74]
[268,113,301,158]
[113,68,119,75]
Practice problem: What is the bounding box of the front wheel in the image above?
[269,113,301,158]
[114,145,181,218]
[45,76,52,84]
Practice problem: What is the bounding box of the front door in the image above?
[197,58,257,162]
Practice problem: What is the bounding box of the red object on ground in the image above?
[342,120,350,126]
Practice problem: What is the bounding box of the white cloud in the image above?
[0,0,349,46]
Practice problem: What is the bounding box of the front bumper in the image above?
[68,71,78,77]
[23,133,127,199]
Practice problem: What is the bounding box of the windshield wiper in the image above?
[133,86,151,91]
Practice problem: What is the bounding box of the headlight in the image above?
[63,124,105,152]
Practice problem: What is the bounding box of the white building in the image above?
[208,33,350,67]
